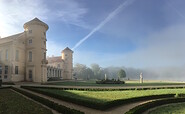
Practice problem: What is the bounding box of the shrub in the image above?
[2,82,15,85]
[0,86,11,89]
[47,77,62,81]
[96,79,125,84]
[20,85,185,91]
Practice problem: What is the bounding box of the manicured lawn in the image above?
[0,89,52,114]
[149,102,185,114]
[45,80,185,87]
[36,88,185,103]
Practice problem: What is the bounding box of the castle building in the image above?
[47,47,73,80]
[0,18,73,83]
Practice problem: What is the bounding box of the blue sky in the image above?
[1,0,185,68]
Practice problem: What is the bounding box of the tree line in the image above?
[73,63,126,80]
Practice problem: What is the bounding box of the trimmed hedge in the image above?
[125,97,185,114]
[0,86,11,89]
[21,86,106,110]
[21,86,176,110]
[2,82,15,85]
[11,87,84,114]
[96,79,125,84]
[20,85,185,91]
[47,77,62,81]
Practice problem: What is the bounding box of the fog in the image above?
[73,63,185,81]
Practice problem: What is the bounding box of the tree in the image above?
[73,63,87,79]
[118,69,126,80]
[91,63,101,79]
[73,63,94,80]
[85,68,94,80]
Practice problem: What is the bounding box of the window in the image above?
[29,51,32,62]
[5,66,8,74]
[15,50,19,61]
[29,70,32,79]
[65,54,67,56]
[43,32,46,36]
[4,75,7,79]
[5,49,8,60]
[44,41,46,45]
[28,39,32,44]
[29,30,32,34]
[44,52,46,60]
[57,64,60,68]
[0,65,2,74]
[15,66,18,75]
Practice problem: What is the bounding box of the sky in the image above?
[0,0,185,69]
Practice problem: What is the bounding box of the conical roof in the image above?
[62,47,73,53]
[23,17,49,30]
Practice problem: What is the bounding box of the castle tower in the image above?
[23,18,48,83]
[61,47,73,79]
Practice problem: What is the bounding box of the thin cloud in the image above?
[0,0,88,37]
[74,23,185,68]
[54,0,88,28]
[72,0,135,50]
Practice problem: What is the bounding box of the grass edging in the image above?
[11,87,84,114]
[125,97,185,114]
[21,86,175,110]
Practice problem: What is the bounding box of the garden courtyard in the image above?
[1,80,185,114]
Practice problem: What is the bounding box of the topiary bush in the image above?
[96,79,125,84]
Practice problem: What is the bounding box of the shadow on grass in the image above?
[22,86,177,110]
[22,86,109,110]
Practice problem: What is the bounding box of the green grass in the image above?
[0,89,53,114]
[36,88,185,103]
[149,102,185,114]
[45,80,185,87]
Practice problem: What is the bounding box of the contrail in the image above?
[166,0,185,19]
[72,0,135,50]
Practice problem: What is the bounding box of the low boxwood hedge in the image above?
[0,86,11,89]
[21,86,106,110]
[20,85,185,91]
[11,87,84,114]
[21,86,176,110]
[125,97,185,114]
[96,79,125,84]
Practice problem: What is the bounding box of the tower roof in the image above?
[23,17,49,30]
[62,47,73,53]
